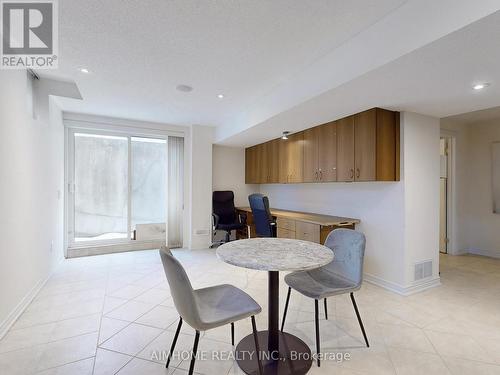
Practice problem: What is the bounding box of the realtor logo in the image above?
[1,0,58,69]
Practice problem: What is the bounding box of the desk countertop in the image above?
[236,207,360,227]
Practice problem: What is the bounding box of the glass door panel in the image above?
[131,137,167,240]
[74,133,128,242]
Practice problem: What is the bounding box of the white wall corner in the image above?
[401,111,441,288]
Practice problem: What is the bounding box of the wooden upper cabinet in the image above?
[245,107,399,184]
[354,109,377,181]
[288,132,304,183]
[256,143,267,184]
[279,132,304,183]
[278,138,289,183]
[303,128,319,182]
[267,139,280,183]
[317,121,337,182]
[337,116,355,181]
[303,122,337,182]
[245,146,257,184]
[376,109,398,181]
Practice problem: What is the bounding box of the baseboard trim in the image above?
[364,273,441,296]
[67,240,166,258]
[467,248,500,259]
[0,276,47,339]
[0,257,64,340]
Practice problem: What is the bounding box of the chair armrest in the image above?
[212,213,220,230]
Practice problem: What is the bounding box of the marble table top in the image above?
[216,238,334,272]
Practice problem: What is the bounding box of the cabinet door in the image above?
[277,227,296,239]
[336,116,355,181]
[354,109,376,181]
[303,128,319,182]
[376,108,398,181]
[278,138,289,183]
[295,221,320,243]
[245,146,257,184]
[268,139,280,183]
[257,142,268,183]
[288,132,304,183]
[318,121,337,182]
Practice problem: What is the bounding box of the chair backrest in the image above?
[248,193,274,237]
[213,191,237,225]
[323,229,366,287]
[159,247,202,328]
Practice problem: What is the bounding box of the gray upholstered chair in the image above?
[159,247,263,375]
[280,229,369,367]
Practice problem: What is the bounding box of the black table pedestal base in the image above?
[235,330,312,375]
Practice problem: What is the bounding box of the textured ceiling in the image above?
[43,0,406,124]
[37,1,500,145]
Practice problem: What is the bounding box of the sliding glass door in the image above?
[67,129,182,248]
[73,133,129,242]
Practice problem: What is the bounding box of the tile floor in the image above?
[1,250,500,375]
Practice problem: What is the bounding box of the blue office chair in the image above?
[248,194,276,237]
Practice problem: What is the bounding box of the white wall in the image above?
[441,117,500,258]
[401,112,441,286]
[212,145,259,206]
[0,71,65,337]
[260,182,406,288]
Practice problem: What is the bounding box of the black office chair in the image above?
[248,194,276,237]
[212,191,246,246]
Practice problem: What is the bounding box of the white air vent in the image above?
[414,260,433,281]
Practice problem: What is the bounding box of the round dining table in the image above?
[217,238,334,375]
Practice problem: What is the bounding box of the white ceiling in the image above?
[219,8,500,146]
[46,0,406,124]
[40,1,500,146]
[442,106,500,126]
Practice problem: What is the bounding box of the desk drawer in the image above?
[295,221,320,243]
[277,227,296,239]
[276,217,296,231]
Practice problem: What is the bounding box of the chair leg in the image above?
[251,316,264,375]
[281,286,291,332]
[350,292,369,347]
[166,317,182,368]
[231,322,235,346]
[315,299,321,367]
[324,298,328,320]
[188,330,200,375]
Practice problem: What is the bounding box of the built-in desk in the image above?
[236,207,360,244]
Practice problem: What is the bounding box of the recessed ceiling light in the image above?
[217,94,224,99]
[473,83,490,90]
[282,131,290,140]
[176,84,193,92]
[79,67,90,74]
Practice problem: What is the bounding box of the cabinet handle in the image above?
[350,169,354,179]
[356,168,360,179]
[319,170,323,180]
[315,171,318,180]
